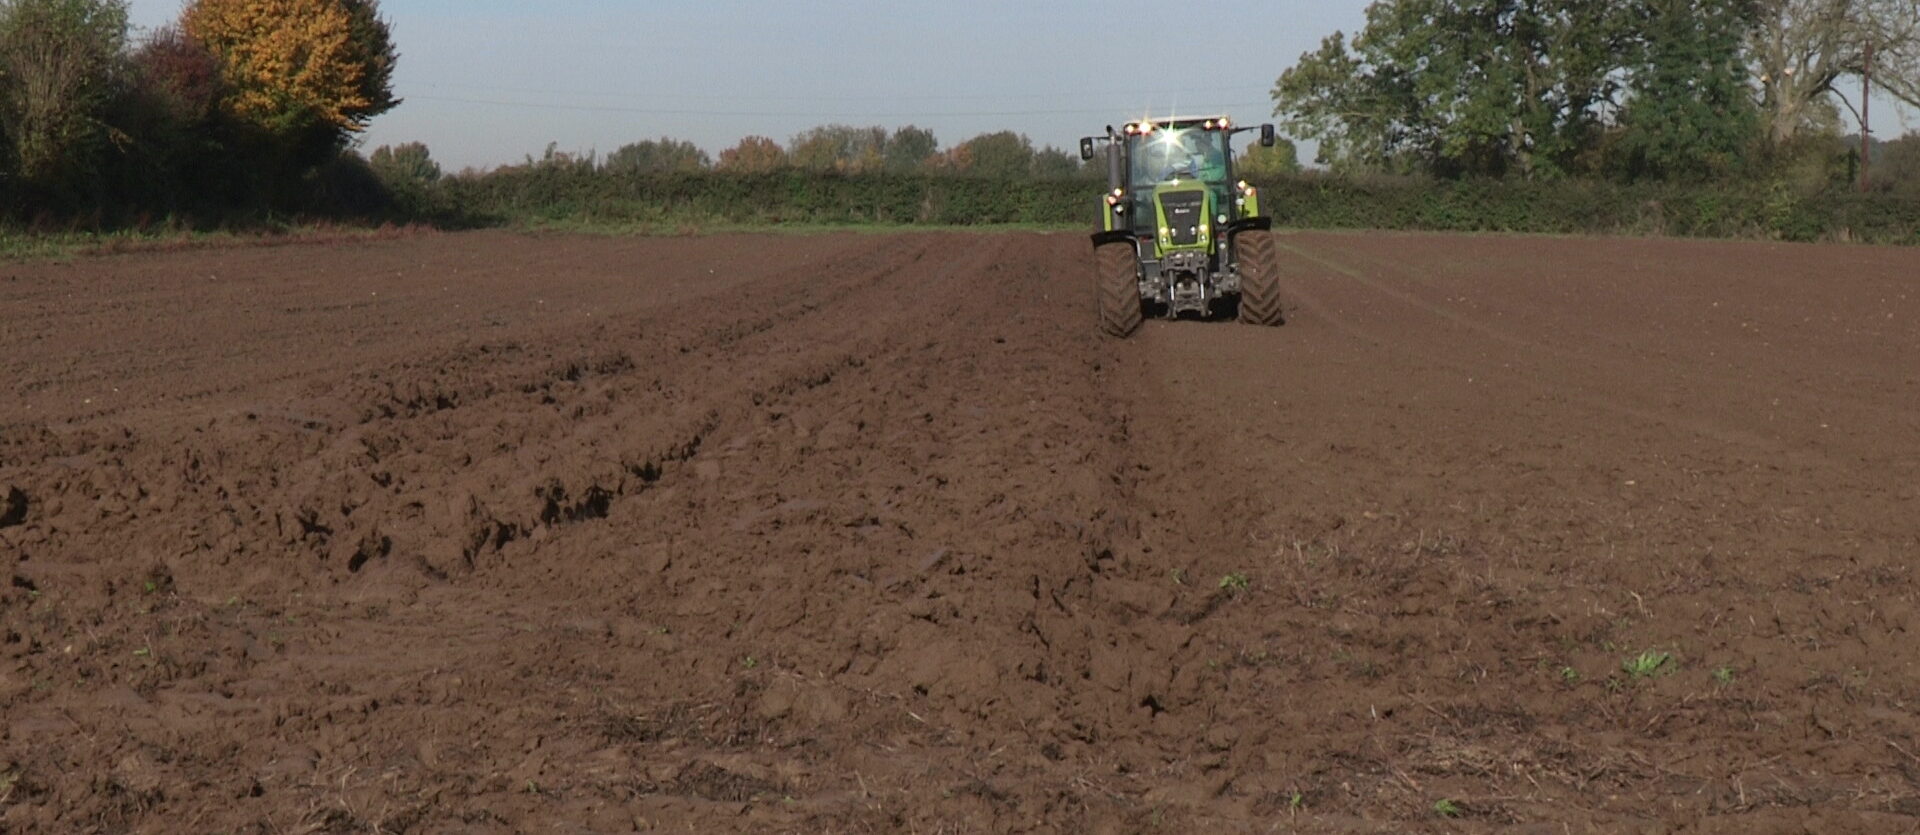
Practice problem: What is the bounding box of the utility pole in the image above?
[1862,39,1873,193]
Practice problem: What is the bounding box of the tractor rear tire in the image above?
[1236,231,1286,327]
[1096,243,1143,338]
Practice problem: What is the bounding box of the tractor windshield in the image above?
[1129,128,1229,187]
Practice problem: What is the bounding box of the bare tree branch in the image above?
[1751,0,1920,143]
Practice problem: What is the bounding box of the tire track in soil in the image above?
[437,234,1245,832]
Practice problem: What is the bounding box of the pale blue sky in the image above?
[125,1,1913,171]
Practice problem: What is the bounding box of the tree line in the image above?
[5,0,1917,233]
[361,127,1302,215]
[417,125,1298,180]
[546,126,1094,179]
[1273,0,1920,187]
[0,0,397,223]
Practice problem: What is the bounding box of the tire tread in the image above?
[1236,231,1285,327]
[1096,244,1143,338]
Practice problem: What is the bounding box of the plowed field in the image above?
[3,230,1918,833]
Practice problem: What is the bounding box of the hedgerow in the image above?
[426,165,1920,245]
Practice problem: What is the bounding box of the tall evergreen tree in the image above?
[1613,0,1760,180]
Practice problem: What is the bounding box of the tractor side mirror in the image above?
[1079,137,1096,162]
[1260,124,1277,148]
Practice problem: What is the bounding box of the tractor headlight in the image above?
[1217,214,1228,225]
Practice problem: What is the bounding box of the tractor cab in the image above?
[1120,118,1236,236]
[1082,116,1275,243]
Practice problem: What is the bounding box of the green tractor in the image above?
[1080,116,1284,337]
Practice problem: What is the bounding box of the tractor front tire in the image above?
[1096,243,1143,338]
[1236,231,1285,327]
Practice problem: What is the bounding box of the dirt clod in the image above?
[0,486,27,528]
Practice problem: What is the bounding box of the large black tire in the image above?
[1235,231,1286,327]
[1096,243,1143,338]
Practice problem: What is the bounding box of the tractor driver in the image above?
[1161,131,1227,183]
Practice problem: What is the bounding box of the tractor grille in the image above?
[1158,191,1205,245]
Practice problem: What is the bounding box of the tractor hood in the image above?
[1152,180,1214,254]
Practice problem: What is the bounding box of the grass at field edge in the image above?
[0,219,1092,262]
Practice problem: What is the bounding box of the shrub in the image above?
[0,0,129,191]
[788,124,887,173]
[367,140,441,215]
[716,135,784,173]
[1237,141,1302,178]
[1875,134,1920,197]
[369,141,438,184]
[603,138,708,174]
[100,26,225,213]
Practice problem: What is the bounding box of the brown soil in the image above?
[2,229,1918,833]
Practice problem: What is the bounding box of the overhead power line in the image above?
[411,80,1276,105]
[406,94,1277,120]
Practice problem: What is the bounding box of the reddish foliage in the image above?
[132,27,223,122]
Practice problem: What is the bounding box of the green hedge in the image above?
[1262,174,1920,245]
[423,168,1920,245]
[436,168,1093,227]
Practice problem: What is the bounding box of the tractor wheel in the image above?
[1235,231,1286,327]
[1096,243,1143,338]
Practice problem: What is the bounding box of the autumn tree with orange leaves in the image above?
[182,0,396,146]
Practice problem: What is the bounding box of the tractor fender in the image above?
[1225,216,1272,240]
[1090,229,1136,250]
